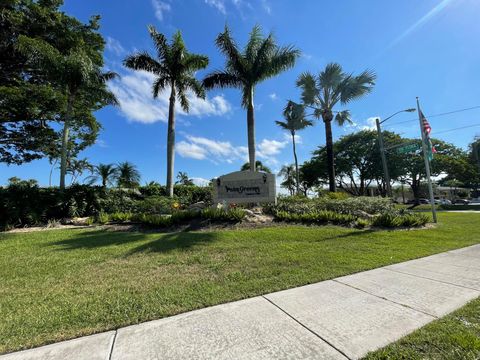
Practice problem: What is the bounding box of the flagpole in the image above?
[416,97,438,223]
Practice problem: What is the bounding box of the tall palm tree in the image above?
[17,36,118,190]
[276,101,313,194]
[86,163,118,187]
[296,63,376,192]
[203,25,300,171]
[124,26,208,197]
[241,160,272,173]
[116,162,141,189]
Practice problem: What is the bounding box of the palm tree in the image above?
[86,163,118,187]
[116,162,141,189]
[66,158,93,184]
[276,101,313,194]
[241,160,272,173]
[203,25,300,171]
[17,36,118,190]
[124,26,208,197]
[296,63,376,192]
[176,171,194,185]
[278,164,296,196]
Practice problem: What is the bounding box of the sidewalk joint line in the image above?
[261,295,351,360]
[332,279,438,319]
[383,267,480,293]
[108,330,118,360]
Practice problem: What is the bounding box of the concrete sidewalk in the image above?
[3,245,480,360]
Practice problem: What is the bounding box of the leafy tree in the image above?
[296,63,376,192]
[395,138,464,201]
[278,164,296,195]
[17,36,117,189]
[1,1,111,165]
[124,26,208,197]
[86,163,118,187]
[276,101,312,194]
[203,25,299,171]
[241,160,272,173]
[176,171,194,186]
[116,162,141,189]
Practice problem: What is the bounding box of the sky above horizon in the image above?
[2,0,480,186]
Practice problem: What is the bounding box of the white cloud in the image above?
[268,93,278,101]
[261,0,271,14]
[205,0,268,16]
[177,134,292,166]
[152,0,171,21]
[95,139,108,148]
[361,116,379,131]
[191,177,211,186]
[205,0,226,14]
[109,69,232,124]
[257,138,288,157]
[106,37,125,56]
[177,135,248,163]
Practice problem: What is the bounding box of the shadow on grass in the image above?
[52,229,218,255]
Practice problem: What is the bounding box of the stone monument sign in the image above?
[213,171,276,204]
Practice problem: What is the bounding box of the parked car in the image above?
[452,199,470,205]
[434,198,452,205]
[406,198,430,205]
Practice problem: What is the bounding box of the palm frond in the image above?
[148,25,169,61]
[245,24,263,63]
[215,26,247,78]
[16,35,62,74]
[296,72,318,105]
[177,86,190,113]
[318,63,344,89]
[183,76,205,99]
[335,110,352,126]
[152,75,169,98]
[123,52,164,74]
[339,69,376,104]
[183,53,209,73]
[202,70,242,90]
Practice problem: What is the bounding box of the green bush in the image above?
[372,213,429,228]
[267,196,394,217]
[274,209,357,226]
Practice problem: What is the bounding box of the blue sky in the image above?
[2,0,480,186]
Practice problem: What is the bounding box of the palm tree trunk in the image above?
[292,131,300,195]
[166,84,176,197]
[323,116,336,192]
[59,92,74,190]
[247,86,256,171]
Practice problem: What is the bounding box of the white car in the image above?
[434,199,452,205]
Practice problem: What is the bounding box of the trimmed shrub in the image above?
[372,213,429,228]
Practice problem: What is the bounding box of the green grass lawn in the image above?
[364,297,480,359]
[1,213,479,354]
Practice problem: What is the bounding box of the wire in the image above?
[433,123,480,135]
[384,105,480,127]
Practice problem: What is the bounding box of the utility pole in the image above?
[416,97,437,223]
[375,108,416,198]
[376,118,391,197]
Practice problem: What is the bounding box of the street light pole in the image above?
[375,108,416,198]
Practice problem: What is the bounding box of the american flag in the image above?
[420,110,436,154]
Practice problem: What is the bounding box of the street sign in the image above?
[396,142,421,154]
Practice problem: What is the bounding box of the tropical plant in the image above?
[278,164,297,195]
[241,160,272,173]
[66,158,93,185]
[17,36,118,190]
[124,26,208,197]
[176,171,194,185]
[203,25,300,171]
[116,162,141,188]
[276,101,313,193]
[296,63,376,191]
[86,163,118,187]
